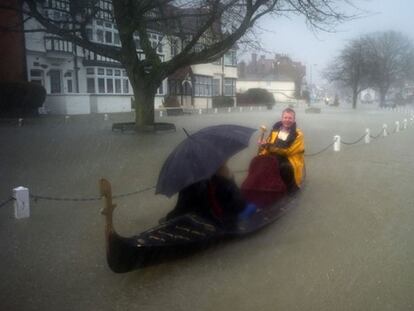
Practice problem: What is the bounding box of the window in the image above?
[115,79,121,93]
[98,78,105,93]
[123,79,129,93]
[157,81,164,95]
[224,50,237,66]
[96,30,104,42]
[106,79,114,93]
[194,75,212,97]
[134,37,141,49]
[85,67,130,94]
[67,79,73,93]
[105,31,112,43]
[30,69,44,85]
[114,32,120,45]
[170,39,179,56]
[86,28,93,40]
[224,78,236,96]
[87,78,95,93]
[49,70,61,93]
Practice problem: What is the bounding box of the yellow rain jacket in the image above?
[259,126,305,187]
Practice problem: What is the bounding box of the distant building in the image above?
[167,49,237,110]
[237,53,306,102]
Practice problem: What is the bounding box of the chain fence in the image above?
[0,197,15,209]
[1,118,412,208]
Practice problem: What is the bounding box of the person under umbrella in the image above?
[156,125,257,226]
[164,162,246,227]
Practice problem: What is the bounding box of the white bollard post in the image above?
[65,115,70,123]
[239,107,242,112]
[250,106,253,111]
[104,113,108,121]
[383,124,388,137]
[259,106,262,111]
[403,118,407,129]
[214,108,218,114]
[333,135,341,152]
[228,107,231,113]
[18,118,23,127]
[365,128,370,144]
[13,187,30,219]
[159,110,163,117]
[199,109,202,115]
[395,121,400,133]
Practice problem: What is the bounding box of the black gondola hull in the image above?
[106,195,296,273]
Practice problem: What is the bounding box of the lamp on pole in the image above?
[308,63,317,106]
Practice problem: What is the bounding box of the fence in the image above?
[2,111,414,219]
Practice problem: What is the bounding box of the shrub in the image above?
[236,88,275,109]
[0,81,46,117]
[212,96,234,108]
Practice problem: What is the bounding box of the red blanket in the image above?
[241,155,287,208]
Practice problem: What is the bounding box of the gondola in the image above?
[100,156,301,273]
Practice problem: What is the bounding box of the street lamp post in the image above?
[308,63,317,106]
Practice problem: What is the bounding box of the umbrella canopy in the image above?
[156,124,256,197]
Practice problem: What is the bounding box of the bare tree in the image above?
[364,31,414,107]
[326,37,369,109]
[3,0,354,128]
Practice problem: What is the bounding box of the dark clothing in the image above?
[275,155,299,193]
[166,175,245,226]
[166,180,210,221]
[207,175,246,224]
[271,121,298,148]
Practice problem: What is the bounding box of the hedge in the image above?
[236,88,275,109]
[212,96,234,108]
[0,81,46,117]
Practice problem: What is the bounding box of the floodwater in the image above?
[0,104,413,310]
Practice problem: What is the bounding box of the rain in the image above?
[1,1,414,311]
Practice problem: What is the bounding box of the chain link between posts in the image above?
[0,197,15,209]
[2,117,412,206]
[28,186,156,203]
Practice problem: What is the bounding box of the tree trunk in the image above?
[352,88,358,109]
[132,83,157,130]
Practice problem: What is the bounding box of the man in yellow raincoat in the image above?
[259,108,305,192]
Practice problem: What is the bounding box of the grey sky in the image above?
[248,0,414,84]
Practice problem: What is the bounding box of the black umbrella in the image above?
[156,124,256,197]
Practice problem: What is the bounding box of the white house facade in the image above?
[24,1,237,115]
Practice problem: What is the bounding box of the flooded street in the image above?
[1,104,414,311]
